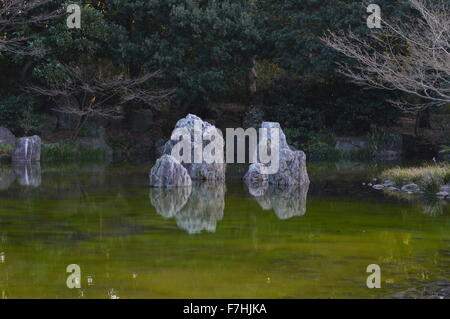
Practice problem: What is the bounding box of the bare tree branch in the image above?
[322,0,450,112]
[25,64,174,137]
[0,0,63,56]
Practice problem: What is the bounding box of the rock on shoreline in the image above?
[370,181,450,199]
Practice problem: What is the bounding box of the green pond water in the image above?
[0,161,448,299]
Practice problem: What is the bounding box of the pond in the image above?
[0,161,448,299]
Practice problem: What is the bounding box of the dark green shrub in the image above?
[0,94,45,135]
[42,141,108,163]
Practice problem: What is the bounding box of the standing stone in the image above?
[244,122,309,186]
[149,155,192,188]
[12,136,41,163]
[163,114,226,181]
[0,127,16,145]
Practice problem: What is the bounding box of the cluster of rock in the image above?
[369,180,450,199]
[148,116,310,225]
[149,114,226,187]
[149,116,310,188]
[149,182,225,234]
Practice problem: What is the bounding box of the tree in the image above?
[26,64,173,138]
[102,0,261,104]
[0,0,62,56]
[251,0,407,132]
[322,0,450,113]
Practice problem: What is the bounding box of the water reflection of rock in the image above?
[12,162,41,187]
[149,186,192,218]
[246,182,309,220]
[149,182,226,234]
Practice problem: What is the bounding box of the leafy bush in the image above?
[258,76,400,134]
[439,145,450,155]
[0,94,45,135]
[284,128,375,161]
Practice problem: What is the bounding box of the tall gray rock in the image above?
[244,122,309,186]
[12,136,41,163]
[0,127,16,145]
[149,154,192,188]
[163,114,226,181]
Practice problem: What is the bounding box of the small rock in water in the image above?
[382,180,394,187]
[387,186,400,192]
[440,184,450,193]
[401,183,420,193]
[368,183,373,186]
[372,184,385,190]
[362,182,366,186]
[436,191,449,199]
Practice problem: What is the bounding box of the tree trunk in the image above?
[414,108,432,136]
[72,115,89,140]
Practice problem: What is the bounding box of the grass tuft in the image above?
[380,164,450,194]
[0,143,14,164]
